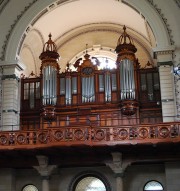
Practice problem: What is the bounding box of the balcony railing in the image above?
[0,122,180,150]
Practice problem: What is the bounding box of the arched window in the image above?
[69,171,111,191]
[22,184,38,191]
[75,176,106,191]
[144,180,163,191]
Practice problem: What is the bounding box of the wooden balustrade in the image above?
[0,122,180,150]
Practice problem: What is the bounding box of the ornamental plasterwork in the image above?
[0,0,38,61]
[0,0,9,15]
[146,0,174,45]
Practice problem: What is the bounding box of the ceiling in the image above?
[34,0,148,41]
[20,0,155,76]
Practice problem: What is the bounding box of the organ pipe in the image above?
[105,71,111,102]
[65,77,72,105]
[82,76,95,103]
[42,66,57,106]
[120,59,135,100]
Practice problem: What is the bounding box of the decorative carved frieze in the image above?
[0,123,180,149]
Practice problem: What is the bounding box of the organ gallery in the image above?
[20,26,162,135]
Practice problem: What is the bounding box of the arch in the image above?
[144,180,164,191]
[55,23,154,68]
[68,171,112,191]
[4,0,172,62]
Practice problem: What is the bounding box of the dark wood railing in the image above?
[0,122,180,150]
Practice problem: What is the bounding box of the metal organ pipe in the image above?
[82,76,95,103]
[105,72,111,102]
[65,77,71,105]
[120,59,135,100]
[42,65,57,106]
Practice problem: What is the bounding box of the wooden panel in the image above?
[111,91,118,102]
[72,95,77,105]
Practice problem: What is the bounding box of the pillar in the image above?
[154,47,176,122]
[106,152,131,191]
[0,61,24,131]
[42,176,50,191]
[115,174,123,191]
[165,161,180,191]
[34,155,57,191]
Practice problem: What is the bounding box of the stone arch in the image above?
[4,0,171,62]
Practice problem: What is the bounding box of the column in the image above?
[165,161,180,191]
[34,155,57,191]
[106,152,131,191]
[154,47,176,122]
[0,61,24,131]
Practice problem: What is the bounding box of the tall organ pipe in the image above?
[42,66,57,106]
[82,76,95,103]
[120,59,135,100]
[65,77,71,105]
[105,72,111,102]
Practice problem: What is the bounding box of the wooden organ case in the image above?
[20,27,162,131]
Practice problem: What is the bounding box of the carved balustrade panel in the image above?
[0,123,180,149]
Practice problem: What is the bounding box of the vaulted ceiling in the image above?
[20,0,157,76]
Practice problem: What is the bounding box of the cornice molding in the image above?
[146,0,174,45]
[153,45,175,54]
[155,50,174,56]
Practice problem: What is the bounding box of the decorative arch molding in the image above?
[0,0,10,15]
[68,170,112,191]
[123,0,172,48]
[2,0,174,63]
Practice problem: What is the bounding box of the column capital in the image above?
[153,45,175,54]
[33,155,57,177]
[153,45,175,62]
[106,152,131,176]
[0,59,25,78]
[0,60,25,70]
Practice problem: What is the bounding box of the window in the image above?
[22,184,38,191]
[94,57,116,69]
[144,180,163,191]
[75,176,106,191]
[69,172,111,191]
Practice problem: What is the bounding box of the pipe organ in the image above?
[20,27,162,130]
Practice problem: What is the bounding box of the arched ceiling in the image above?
[20,0,157,76]
[33,0,149,41]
